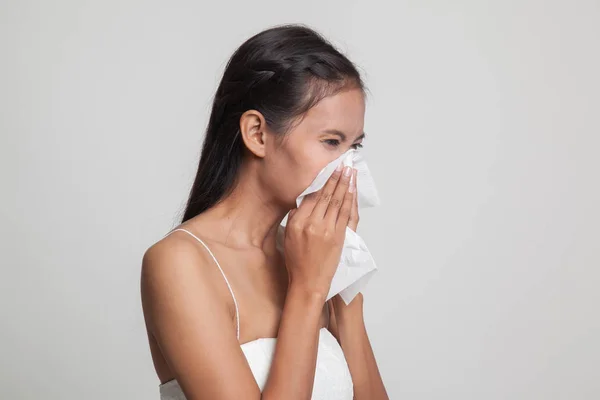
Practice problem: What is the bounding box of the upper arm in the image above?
[141,239,260,400]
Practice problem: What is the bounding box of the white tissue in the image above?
[277,149,380,305]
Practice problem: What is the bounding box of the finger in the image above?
[291,191,319,222]
[325,165,353,227]
[347,169,359,232]
[310,163,344,220]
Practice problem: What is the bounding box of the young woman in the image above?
[140,24,388,400]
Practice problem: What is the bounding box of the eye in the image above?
[323,139,363,150]
[323,139,341,147]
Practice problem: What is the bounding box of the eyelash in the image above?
[324,139,363,150]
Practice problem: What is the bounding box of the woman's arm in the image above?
[141,239,262,400]
[328,294,389,400]
[141,236,327,400]
[261,282,326,399]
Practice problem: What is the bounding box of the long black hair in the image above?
[181,24,365,223]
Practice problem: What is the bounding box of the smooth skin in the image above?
[140,88,389,400]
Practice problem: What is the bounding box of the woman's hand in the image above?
[284,164,357,298]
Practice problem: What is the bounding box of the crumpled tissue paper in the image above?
[276,149,380,305]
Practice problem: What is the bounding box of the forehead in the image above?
[296,88,365,140]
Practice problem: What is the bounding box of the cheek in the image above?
[269,146,331,202]
[288,148,334,193]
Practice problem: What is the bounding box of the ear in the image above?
[239,109,268,158]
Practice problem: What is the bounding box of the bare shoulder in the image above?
[142,231,207,276]
[141,230,212,289]
[140,231,226,334]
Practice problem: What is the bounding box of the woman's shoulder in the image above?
[140,228,234,329]
[141,228,219,294]
[144,227,208,266]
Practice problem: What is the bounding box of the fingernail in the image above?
[343,166,352,177]
[335,163,343,172]
[349,170,356,192]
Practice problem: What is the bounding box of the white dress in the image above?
[158,228,354,400]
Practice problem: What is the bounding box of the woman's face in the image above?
[263,87,366,207]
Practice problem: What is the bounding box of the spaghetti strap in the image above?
[163,228,240,341]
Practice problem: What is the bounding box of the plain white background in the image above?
[1,1,599,399]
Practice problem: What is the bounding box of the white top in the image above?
[158,228,354,400]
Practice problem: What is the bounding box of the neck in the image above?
[188,164,291,250]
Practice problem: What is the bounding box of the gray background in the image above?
[1,1,599,399]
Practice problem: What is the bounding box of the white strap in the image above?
[164,228,240,341]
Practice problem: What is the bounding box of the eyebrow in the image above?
[322,129,366,142]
